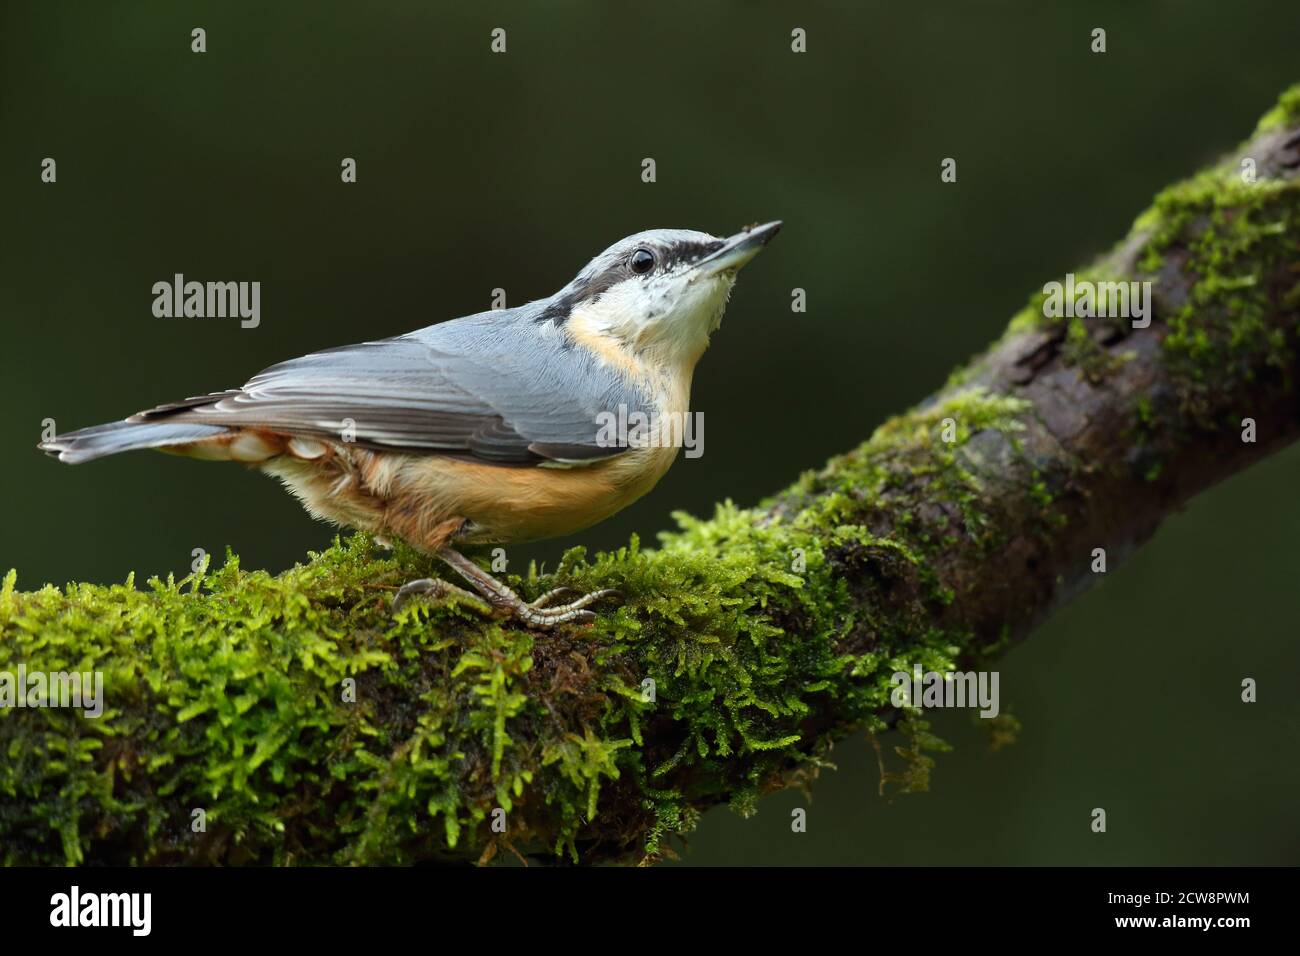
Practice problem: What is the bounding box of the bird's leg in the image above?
[390,517,497,617]
[435,546,619,629]
[387,514,617,628]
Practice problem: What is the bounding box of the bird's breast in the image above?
[388,443,680,545]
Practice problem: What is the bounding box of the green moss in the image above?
[870,716,952,796]
[984,712,1021,752]
[1005,302,1044,335]
[1059,313,1120,381]
[1020,85,1300,400]
[1022,84,1300,434]
[0,511,917,863]
[1254,85,1300,134]
[1134,395,1155,428]
[1134,160,1299,425]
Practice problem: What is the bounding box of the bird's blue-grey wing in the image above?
[132,311,650,465]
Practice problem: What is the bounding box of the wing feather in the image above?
[132,311,648,466]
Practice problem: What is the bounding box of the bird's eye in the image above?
[629,248,656,275]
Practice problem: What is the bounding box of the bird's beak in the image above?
[697,221,782,276]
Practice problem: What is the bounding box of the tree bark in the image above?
[2,88,1299,866]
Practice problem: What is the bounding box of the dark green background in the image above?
[2,1,1296,865]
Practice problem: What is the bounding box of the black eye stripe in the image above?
[662,240,724,270]
[626,239,726,275]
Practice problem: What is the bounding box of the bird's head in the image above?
[543,222,781,371]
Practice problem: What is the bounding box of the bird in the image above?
[39,221,782,628]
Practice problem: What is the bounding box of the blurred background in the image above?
[1,1,1297,865]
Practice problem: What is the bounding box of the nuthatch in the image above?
[39,221,782,628]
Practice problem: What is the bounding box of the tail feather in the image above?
[39,420,229,464]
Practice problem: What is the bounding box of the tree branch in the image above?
[3,88,1299,866]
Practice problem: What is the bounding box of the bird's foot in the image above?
[432,544,622,630]
[488,585,622,629]
[391,577,492,615]
[392,570,620,630]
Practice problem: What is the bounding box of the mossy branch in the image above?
[4,88,1300,866]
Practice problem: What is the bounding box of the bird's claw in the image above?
[530,586,580,608]
[392,578,436,613]
[495,587,622,629]
[391,578,489,614]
